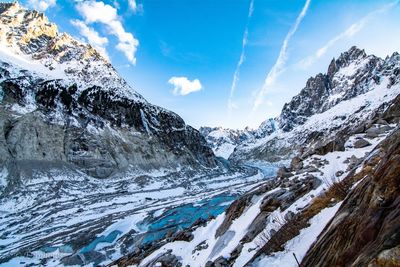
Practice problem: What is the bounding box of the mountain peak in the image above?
[0,1,145,101]
[337,46,367,66]
[327,46,367,77]
[0,1,20,14]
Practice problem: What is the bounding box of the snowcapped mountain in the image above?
[199,127,255,159]
[203,46,400,165]
[0,2,218,181]
[0,2,143,101]
[199,120,278,160]
[119,47,400,267]
[230,46,400,164]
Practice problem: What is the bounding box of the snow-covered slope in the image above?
[0,2,218,181]
[230,46,400,164]
[0,2,143,101]
[130,123,399,266]
[199,127,256,159]
[118,47,400,267]
[199,120,277,160]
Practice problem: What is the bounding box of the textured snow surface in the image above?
[0,164,278,266]
[137,120,395,267]
[214,143,237,159]
[254,202,342,267]
[0,2,145,102]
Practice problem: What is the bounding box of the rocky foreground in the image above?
[113,48,400,266]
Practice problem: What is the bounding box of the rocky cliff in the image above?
[0,2,218,184]
[230,46,400,164]
[301,127,400,267]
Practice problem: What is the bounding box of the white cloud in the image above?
[168,77,202,96]
[28,0,56,11]
[228,0,254,111]
[253,0,311,110]
[76,1,139,64]
[297,0,399,69]
[128,0,137,11]
[71,19,109,60]
[128,0,143,13]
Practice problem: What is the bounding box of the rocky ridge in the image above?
[230,46,400,164]
[199,119,278,159]
[0,2,219,183]
[122,48,400,267]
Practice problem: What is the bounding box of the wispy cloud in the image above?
[71,19,109,60]
[76,1,139,65]
[297,0,399,69]
[168,76,203,96]
[253,0,311,110]
[228,0,254,110]
[128,0,143,13]
[28,0,56,11]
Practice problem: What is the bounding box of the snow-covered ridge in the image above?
[199,119,278,159]
[199,126,256,159]
[0,1,222,179]
[230,47,400,163]
[0,2,144,101]
[131,48,400,265]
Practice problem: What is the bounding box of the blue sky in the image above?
[21,0,400,129]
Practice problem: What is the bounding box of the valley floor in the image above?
[0,164,278,266]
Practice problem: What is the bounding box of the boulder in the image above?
[290,156,303,171]
[353,138,371,148]
[277,167,293,178]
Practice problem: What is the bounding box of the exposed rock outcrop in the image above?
[0,3,218,183]
[301,128,400,267]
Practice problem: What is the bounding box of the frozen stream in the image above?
[0,164,278,266]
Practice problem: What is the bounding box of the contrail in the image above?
[253,0,311,110]
[228,0,254,110]
[297,0,399,69]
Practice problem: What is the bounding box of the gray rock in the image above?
[290,156,303,171]
[0,72,219,182]
[366,125,392,136]
[353,138,371,148]
[61,255,84,266]
[277,167,293,178]
[284,211,295,221]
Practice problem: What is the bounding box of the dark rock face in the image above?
[0,63,217,181]
[231,46,400,165]
[301,128,400,267]
[279,46,384,132]
[280,73,331,132]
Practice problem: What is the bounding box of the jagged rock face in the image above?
[231,46,400,164]
[0,3,217,181]
[0,2,143,100]
[199,120,277,159]
[279,46,385,132]
[255,118,277,138]
[199,126,256,159]
[301,128,400,267]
